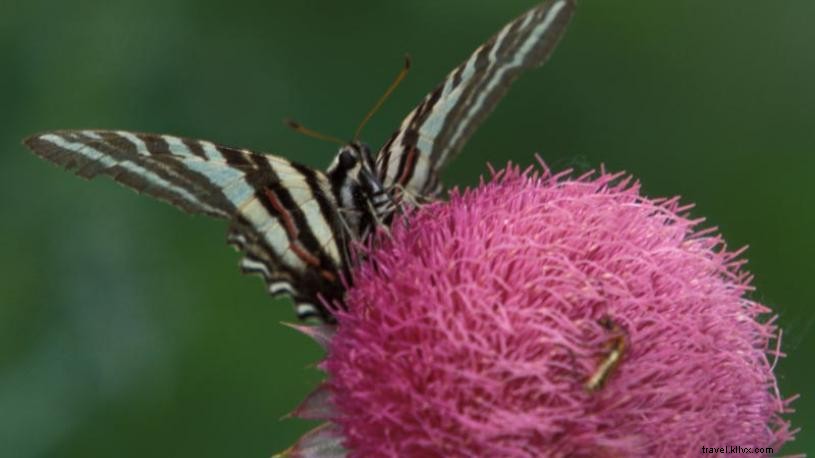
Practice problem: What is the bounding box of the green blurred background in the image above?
[1,0,811,456]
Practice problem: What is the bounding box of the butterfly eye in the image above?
[339,150,358,169]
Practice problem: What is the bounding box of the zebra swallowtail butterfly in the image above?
[23,0,575,323]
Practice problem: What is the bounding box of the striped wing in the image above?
[24,130,347,322]
[377,0,575,200]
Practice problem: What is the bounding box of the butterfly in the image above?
[23,0,575,323]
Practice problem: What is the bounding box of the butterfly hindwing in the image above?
[24,130,347,322]
[376,0,576,201]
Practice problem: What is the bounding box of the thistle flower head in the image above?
[285,163,797,458]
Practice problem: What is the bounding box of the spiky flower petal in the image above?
[318,163,796,457]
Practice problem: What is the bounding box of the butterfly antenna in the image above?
[285,119,345,146]
[354,54,411,141]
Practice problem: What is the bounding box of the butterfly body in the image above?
[24,0,576,323]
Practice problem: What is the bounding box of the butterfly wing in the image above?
[377,0,575,200]
[24,130,347,322]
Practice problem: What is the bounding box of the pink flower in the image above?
[280,163,797,457]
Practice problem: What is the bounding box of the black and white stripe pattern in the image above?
[24,130,347,322]
[377,0,575,201]
[23,1,576,323]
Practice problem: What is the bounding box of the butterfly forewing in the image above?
[376,0,575,201]
[24,130,347,322]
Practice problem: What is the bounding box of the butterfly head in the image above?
[328,142,381,191]
[327,142,390,233]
